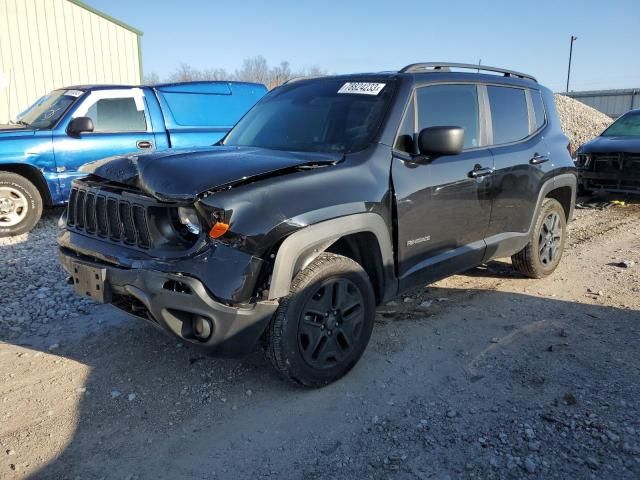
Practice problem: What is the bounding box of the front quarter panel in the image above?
[200,144,395,258]
[0,130,57,201]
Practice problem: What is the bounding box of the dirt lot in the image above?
[1,198,639,480]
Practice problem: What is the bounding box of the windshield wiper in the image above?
[16,120,31,128]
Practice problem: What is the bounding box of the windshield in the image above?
[223,78,396,153]
[18,89,83,129]
[601,111,640,137]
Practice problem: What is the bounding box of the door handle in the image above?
[530,153,549,165]
[468,166,493,178]
[137,140,153,149]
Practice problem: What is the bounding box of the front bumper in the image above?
[59,248,278,356]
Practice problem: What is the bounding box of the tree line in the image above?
[144,56,327,89]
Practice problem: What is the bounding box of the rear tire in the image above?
[0,172,43,237]
[511,198,566,278]
[264,253,376,388]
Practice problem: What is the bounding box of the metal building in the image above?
[0,0,142,123]
[565,89,640,119]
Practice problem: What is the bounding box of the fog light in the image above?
[192,315,212,340]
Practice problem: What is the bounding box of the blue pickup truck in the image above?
[0,81,266,236]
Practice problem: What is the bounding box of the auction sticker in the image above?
[338,82,386,95]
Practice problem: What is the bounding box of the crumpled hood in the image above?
[81,146,343,201]
[578,135,640,155]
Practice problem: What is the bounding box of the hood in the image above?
[81,146,343,201]
[578,135,640,155]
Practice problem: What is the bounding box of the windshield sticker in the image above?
[338,82,386,96]
[64,89,84,98]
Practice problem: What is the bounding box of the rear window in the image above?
[488,86,529,145]
[158,84,266,127]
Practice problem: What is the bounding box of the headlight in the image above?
[177,207,201,235]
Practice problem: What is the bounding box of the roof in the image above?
[67,0,142,36]
[58,81,267,91]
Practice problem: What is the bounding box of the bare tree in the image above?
[159,58,327,88]
[234,56,271,85]
[143,72,161,85]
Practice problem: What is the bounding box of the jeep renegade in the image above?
[58,63,577,387]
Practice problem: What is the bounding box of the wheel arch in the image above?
[0,163,52,206]
[267,213,396,303]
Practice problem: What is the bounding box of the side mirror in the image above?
[417,126,464,157]
[67,117,94,137]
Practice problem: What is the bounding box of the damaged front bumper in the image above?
[58,231,278,356]
[577,152,640,194]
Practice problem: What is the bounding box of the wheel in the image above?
[264,253,376,387]
[0,172,43,237]
[511,198,566,278]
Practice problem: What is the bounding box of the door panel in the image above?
[393,148,493,290]
[392,83,494,291]
[483,86,552,260]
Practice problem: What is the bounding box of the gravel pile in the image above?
[554,94,613,151]
[0,210,96,342]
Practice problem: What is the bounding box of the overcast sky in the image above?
[89,0,640,92]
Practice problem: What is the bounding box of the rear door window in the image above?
[416,84,480,149]
[487,86,529,144]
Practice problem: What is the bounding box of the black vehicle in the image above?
[58,63,576,387]
[575,109,640,194]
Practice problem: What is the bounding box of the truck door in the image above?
[52,88,156,199]
[391,84,493,291]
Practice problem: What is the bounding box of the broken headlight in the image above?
[177,207,201,235]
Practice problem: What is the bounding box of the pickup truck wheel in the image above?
[0,172,43,237]
[511,198,566,278]
[264,253,375,388]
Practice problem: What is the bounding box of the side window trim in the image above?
[478,84,492,146]
[71,88,151,134]
[524,89,536,134]
[528,88,548,134]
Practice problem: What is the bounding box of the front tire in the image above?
[511,198,567,278]
[0,172,43,237]
[264,253,376,388]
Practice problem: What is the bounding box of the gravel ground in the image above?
[0,209,99,346]
[0,198,639,479]
[554,94,613,151]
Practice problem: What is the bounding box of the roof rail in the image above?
[282,75,326,86]
[399,62,537,82]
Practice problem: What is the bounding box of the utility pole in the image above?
[566,35,578,93]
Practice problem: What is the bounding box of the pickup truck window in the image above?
[74,90,148,132]
[19,90,80,129]
[224,78,396,154]
[416,85,479,149]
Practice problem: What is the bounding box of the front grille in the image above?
[590,153,640,191]
[67,182,155,250]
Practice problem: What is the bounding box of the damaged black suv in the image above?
[58,63,576,387]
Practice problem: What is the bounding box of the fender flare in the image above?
[532,173,577,232]
[268,212,395,300]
